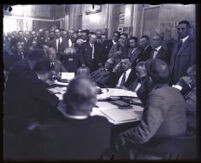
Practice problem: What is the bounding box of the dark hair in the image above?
[140,35,150,41]
[113,31,120,37]
[178,20,191,28]
[121,33,128,39]
[149,59,170,84]
[81,30,89,35]
[33,58,51,74]
[129,36,138,42]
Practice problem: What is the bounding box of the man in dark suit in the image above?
[108,33,129,66]
[101,31,120,65]
[115,59,187,159]
[90,58,115,87]
[149,34,169,64]
[107,58,136,89]
[35,77,112,160]
[128,61,153,105]
[169,20,195,84]
[139,35,152,62]
[49,29,68,55]
[128,37,143,67]
[79,34,102,72]
[4,58,59,160]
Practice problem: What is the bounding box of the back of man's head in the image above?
[63,77,97,115]
[149,59,170,84]
[33,58,51,74]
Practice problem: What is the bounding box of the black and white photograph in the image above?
[2,4,197,161]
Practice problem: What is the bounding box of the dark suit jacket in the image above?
[101,40,115,63]
[149,46,170,64]
[5,70,59,132]
[128,47,143,66]
[140,45,153,62]
[169,36,195,84]
[119,86,187,145]
[37,115,112,160]
[49,38,68,53]
[107,68,136,88]
[79,42,102,72]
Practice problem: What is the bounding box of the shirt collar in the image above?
[64,113,89,120]
[155,45,162,51]
[181,35,189,43]
[112,40,116,45]
[125,68,132,75]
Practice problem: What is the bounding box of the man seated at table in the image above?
[4,58,60,160]
[128,61,153,105]
[115,59,187,159]
[173,65,196,136]
[39,77,112,160]
[47,47,67,78]
[90,58,115,87]
[107,57,136,89]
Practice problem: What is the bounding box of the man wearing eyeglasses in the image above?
[169,20,195,84]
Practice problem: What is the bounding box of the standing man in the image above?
[79,34,102,72]
[108,33,129,66]
[170,20,195,84]
[150,33,169,64]
[101,31,120,65]
[127,37,143,66]
[138,35,152,62]
[49,29,68,55]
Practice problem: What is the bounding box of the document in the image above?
[108,88,137,98]
[61,72,75,81]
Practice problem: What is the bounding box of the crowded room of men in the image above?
[3,4,196,161]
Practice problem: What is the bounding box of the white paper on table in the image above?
[61,72,75,81]
[95,101,143,125]
[108,88,137,98]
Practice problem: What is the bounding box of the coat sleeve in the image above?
[119,91,167,144]
[28,80,59,108]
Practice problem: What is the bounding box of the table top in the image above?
[48,82,144,125]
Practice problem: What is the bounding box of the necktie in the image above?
[120,72,127,87]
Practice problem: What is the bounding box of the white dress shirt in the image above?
[116,68,132,87]
[153,45,162,59]
[68,38,72,47]
[181,35,189,43]
[56,37,62,52]
[90,43,95,59]
[112,40,116,45]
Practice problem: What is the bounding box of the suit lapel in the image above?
[177,37,190,56]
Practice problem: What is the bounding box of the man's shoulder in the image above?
[89,116,112,126]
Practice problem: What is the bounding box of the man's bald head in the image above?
[63,77,97,115]
[149,59,170,84]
